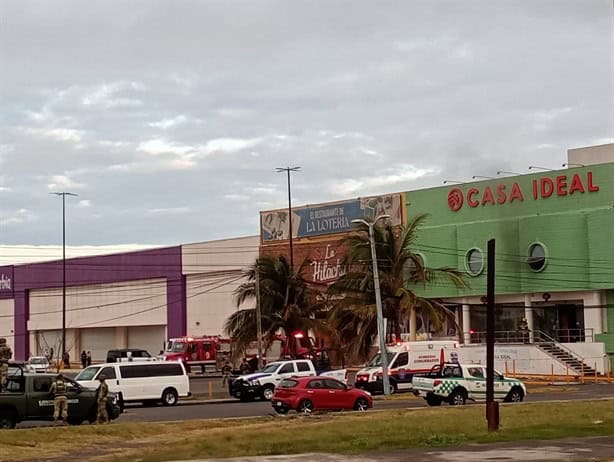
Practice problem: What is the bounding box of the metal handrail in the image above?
[533,330,586,364]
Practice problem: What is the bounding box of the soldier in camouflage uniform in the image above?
[50,373,68,425]
[96,375,109,424]
[0,338,12,393]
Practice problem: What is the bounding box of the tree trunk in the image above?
[409,306,417,342]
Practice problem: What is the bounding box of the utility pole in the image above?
[486,238,499,431]
[276,167,300,271]
[50,192,78,362]
[352,215,391,395]
[255,259,263,370]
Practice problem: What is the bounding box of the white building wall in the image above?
[27,278,167,331]
[183,236,259,337]
[0,299,15,354]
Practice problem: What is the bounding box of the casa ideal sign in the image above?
[447,171,599,212]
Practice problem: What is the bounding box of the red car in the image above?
[271,376,373,414]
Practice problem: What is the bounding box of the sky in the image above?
[1,0,613,264]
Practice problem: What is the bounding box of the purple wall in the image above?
[1,246,185,360]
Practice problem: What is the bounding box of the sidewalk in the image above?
[173,435,614,462]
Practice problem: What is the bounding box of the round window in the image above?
[465,248,484,276]
[528,243,547,272]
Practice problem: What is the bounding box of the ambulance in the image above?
[354,341,459,394]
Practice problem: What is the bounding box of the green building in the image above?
[405,153,614,366]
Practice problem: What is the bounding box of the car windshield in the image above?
[166,341,187,353]
[367,352,395,367]
[30,358,48,364]
[75,366,101,381]
[261,363,281,373]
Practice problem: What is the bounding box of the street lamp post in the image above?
[51,192,78,363]
[352,214,391,395]
[276,167,300,271]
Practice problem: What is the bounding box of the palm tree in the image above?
[327,214,468,361]
[224,255,323,359]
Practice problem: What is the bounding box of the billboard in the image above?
[261,193,402,243]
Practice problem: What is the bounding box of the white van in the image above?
[354,341,459,394]
[75,361,190,407]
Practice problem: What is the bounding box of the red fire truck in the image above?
[163,332,329,373]
[163,336,232,373]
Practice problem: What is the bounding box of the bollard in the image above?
[209,381,213,398]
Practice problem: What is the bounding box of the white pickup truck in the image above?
[412,363,526,406]
[229,359,347,401]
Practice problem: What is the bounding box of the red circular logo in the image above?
[448,188,464,211]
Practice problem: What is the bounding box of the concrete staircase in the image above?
[536,340,597,376]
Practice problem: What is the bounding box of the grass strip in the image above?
[1,400,613,462]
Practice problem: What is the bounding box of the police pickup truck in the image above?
[0,363,121,428]
[412,363,526,406]
[229,359,347,401]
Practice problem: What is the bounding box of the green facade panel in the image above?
[405,163,614,297]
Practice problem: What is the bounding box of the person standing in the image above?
[221,360,232,387]
[96,375,109,424]
[0,338,12,393]
[239,358,250,375]
[80,350,87,369]
[86,351,92,366]
[63,351,70,369]
[50,373,68,425]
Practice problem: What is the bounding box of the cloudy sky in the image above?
[1,0,612,263]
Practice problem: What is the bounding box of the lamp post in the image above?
[352,214,391,395]
[50,192,78,362]
[276,167,300,271]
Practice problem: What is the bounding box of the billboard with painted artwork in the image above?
[260,193,402,243]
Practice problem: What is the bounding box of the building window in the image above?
[465,248,484,276]
[527,242,547,272]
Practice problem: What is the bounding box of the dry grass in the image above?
[1,400,613,462]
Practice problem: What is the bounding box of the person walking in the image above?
[80,350,87,369]
[221,360,232,387]
[86,351,92,366]
[96,375,109,424]
[50,373,68,425]
[0,338,12,393]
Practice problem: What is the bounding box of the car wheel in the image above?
[426,395,442,406]
[274,405,289,415]
[298,400,314,414]
[354,397,369,412]
[449,389,466,405]
[261,385,275,401]
[387,382,397,395]
[505,387,524,403]
[161,388,178,406]
[0,411,16,429]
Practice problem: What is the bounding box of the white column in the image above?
[462,303,471,344]
[524,294,534,343]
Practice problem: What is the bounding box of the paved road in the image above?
[16,381,614,428]
[120,382,614,423]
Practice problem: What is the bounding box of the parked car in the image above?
[25,356,50,373]
[271,376,373,414]
[106,349,152,363]
[74,361,190,408]
[0,364,121,429]
[229,359,347,401]
[412,363,527,406]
